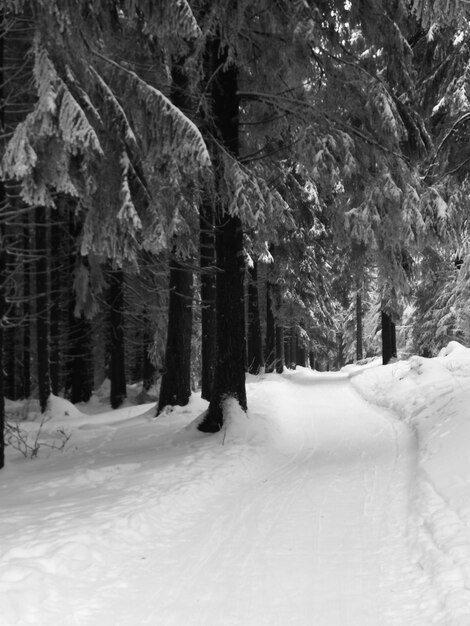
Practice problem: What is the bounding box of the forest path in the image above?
[86,371,441,625]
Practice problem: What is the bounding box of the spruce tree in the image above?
[198,33,247,432]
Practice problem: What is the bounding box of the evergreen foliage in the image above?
[2,0,470,464]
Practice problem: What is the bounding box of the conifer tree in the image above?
[157,54,197,414]
[198,32,247,432]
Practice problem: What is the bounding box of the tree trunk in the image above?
[35,205,51,413]
[290,331,297,370]
[381,310,397,365]
[0,178,4,467]
[142,329,155,392]
[296,341,306,368]
[275,324,284,374]
[108,269,126,409]
[309,350,315,369]
[200,199,216,400]
[356,288,363,361]
[199,213,246,431]
[49,218,61,395]
[4,326,16,400]
[198,37,246,432]
[285,329,296,369]
[157,256,193,414]
[336,330,344,370]
[22,208,31,398]
[265,281,276,373]
[155,48,195,411]
[247,261,263,375]
[67,311,93,404]
[0,213,4,467]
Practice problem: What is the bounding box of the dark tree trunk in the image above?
[108,269,126,409]
[49,219,61,395]
[3,184,22,400]
[198,37,246,433]
[275,324,284,374]
[22,208,31,398]
[5,327,16,400]
[265,281,276,373]
[68,311,93,404]
[336,331,344,370]
[356,289,363,361]
[381,310,397,365]
[157,256,193,414]
[296,341,306,368]
[142,330,155,392]
[199,213,246,431]
[200,200,216,400]
[0,217,4,467]
[67,214,94,403]
[156,49,196,411]
[247,261,263,375]
[1,15,7,465]
[290,332,297,370]
[285,329,296,369]
[309,350,315,369]
[35,205,51,413]
[0,178,4,466]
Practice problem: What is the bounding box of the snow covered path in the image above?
[132,373,440,626]
[1,371,443,625]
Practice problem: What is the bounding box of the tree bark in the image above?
[356,288,363,361]
[285,329,296,369]
[0,214,4,467]
[199,212,246,431]
[275,324,284,374]
[265,280,276,373]
[336,330,344,370]
[108,268,126,409]
[35,205,51,413]
[309,350,315,369]
[200,199,216,400]
[157,256,193,414]
[198,36,247,432]
[49,218,61,395]
[67,311,93,404]
[381,310,397,365]
[0,177,4,466]
[5,326,16,400]
[296,340,306,368]
[22,208,31,398]
[247,261,263,375]
[142,328,155,392]
[290,331,297,370]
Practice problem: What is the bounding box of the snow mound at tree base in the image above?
[350,342,470,624]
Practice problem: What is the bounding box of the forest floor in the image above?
[2,343,470,625]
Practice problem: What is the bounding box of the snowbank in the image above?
[351,342,470,624]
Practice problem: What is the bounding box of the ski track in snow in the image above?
[0,373,446,625]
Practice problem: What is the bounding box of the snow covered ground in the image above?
[1,343,470,625]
